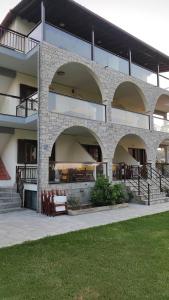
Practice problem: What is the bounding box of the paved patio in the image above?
[1,203,169,248]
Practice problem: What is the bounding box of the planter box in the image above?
[68,203,128,216]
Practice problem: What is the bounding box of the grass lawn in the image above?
[1,213,169,300]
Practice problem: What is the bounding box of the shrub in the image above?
[91,177,134,207]
[111,184,133,204]
[91,176,114,207]
[67,196,80,210]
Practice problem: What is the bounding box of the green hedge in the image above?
[91,176,134,207]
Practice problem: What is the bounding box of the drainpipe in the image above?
[157,64,160,87]
[128,49,132,76]
[41,1,46,41]
[91,27,95,61]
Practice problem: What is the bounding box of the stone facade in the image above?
[37,41,169,211]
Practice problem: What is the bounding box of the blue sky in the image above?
[0,0,169,56]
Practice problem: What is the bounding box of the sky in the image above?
[0,0,169,56]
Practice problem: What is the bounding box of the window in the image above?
[128,148,146,165]
[82,145,102,162]
[20,84,37,101]
[17,140,37,164]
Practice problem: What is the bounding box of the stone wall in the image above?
[37,41,169,211]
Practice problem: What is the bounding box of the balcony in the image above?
[112,107,150,129]
[0,25,39,54]
[0,92,38,130]
[153,116,169,133]
[48,92,106,122]
[29,22,169,91]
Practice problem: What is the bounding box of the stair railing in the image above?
[147,164,169,193]
[123,165,151,206]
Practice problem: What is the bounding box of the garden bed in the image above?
[68,203,128,216]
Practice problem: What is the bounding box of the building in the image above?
[0,0,169,212]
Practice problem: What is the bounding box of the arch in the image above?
[112,133,148,166]
[155,138,169,164]
[112,81,148,113]
[49,125,106,161]
[49,62,103,104]
[49,125,107,183]
[153,93,169,117]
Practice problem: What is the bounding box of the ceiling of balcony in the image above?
[2,0,169,73]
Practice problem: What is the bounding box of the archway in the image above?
[48,62,105,121]
[112,134,147,180]
[153,94,169,132]
[112,81,147,113]
[49,126,106,184]
[156,138,169,176]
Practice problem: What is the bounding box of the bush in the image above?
[67,196,80,210]
[111,184,133,204]
[91,176,114,207]
[91,176,134,207]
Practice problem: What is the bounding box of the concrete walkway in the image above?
[1,203,169,249]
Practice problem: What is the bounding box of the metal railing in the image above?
[16,92,38,117]
[16,165,37,205]
[156,163,169,177]
[0,92,38,117]
[112,164,151,205]
[49,161,107,184]
[16,165,37,184]
[0,25,39,53]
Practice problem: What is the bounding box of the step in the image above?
[0,207,22,214]
[0,196,21,203]
[0,188,17,192]
[0,201,21,210]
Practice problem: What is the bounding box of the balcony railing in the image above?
[0,92,38,118]
[48,92,106,122]
[29,22,169,90]
[16,92,38,117]
[153,116,169,132]
[16,165,37,183]
[0,25,39,53]
[49,162,107,184]
[112,107,150,129]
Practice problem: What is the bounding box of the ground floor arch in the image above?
[49,126,107,184]
[112,134,147,180]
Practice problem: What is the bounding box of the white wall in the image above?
[55,135,95,162]
[10,17,35,35]
[120,136,146,151]
[1,129,37,185]
[113,145,139,165]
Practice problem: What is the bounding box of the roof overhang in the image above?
[1,0,169,73]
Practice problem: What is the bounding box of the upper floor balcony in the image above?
[0,92,38,130]
[0,25,39,54]
[0,20,169,91]
[28,21,169,91]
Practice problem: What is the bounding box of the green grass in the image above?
[1,213,169,300]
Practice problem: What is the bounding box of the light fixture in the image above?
[59,22,65,28]
[57,70,65,76]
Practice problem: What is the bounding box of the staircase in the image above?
[126,180,169,205]
[122,164,169,205]
[0,187,22,214]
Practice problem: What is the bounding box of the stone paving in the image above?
[1,203,169,248]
